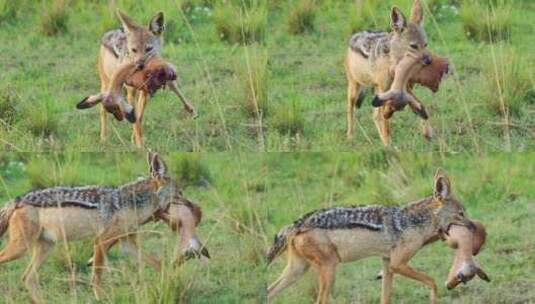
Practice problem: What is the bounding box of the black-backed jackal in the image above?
[80,10,196,147]
[345,0,433,146]
[267,169,482,304]
[0,153,208,303]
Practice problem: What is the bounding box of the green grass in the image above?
[0,152,534,302]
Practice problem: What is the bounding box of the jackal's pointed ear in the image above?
[148,152,167,178]
[410,0,424,25]
[433,168,451,200]
[117,9,140,33]
[391,6,407,33]
[149,12,165,36]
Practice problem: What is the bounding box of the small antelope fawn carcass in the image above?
[78,10,196,147]
[77,55,182,123]
[345,0,435,145]
[267,169,478,304]
[444,221,489,289]
[0,153,187,302]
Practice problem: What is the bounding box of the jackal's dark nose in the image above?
[423,55,432,66]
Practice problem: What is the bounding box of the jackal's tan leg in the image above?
[316,262,337,304]
[381,257,394,304]
[390,262,438,304]
[346,82,362,139]
[121,236,161,272]
[99,81,109,142]
[0,239,29,264]
[23,240,54,304]
[91,237,116,300]
[0,210,39,265]
[86,239,118,267]
[133,92,148,148]
[267,253,310,303]
[372,84,391,146]
[373,108,390,146]
[388,243,439,303]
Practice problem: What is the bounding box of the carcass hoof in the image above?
[76,97,91,109]
[104,103,124,121]
[125,109,137,123]
[372,96,385,107]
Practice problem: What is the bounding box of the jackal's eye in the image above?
[459,211,465,217]
[146,46,153,53]
[131,48,138,53]
[410,44,418,50]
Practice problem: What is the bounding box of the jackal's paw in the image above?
[76,97,92,109]
[371,96,385,107]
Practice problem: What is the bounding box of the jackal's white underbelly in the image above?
[38,207,104,242]
[326,229,392,263]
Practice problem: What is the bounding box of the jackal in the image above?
[0,153,184,302]
[345,0,433,145]
[267,169,475,304]
[80,10,196,147]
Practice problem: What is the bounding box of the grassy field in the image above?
[0,0,533,152]
[0,152,534,303]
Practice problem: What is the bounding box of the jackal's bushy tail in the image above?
[266,224,296,265]
[0,201,18,237]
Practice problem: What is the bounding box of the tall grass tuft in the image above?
[97,3,117,35]
[0,0,25,23]
[25,156,79,188]
[482,46,533,117]
[240,46,269,119]
[287,0,317,35]
[349,0,384,33]
[0,86,20,125]
[459,0,512,42]
[212,2,266,44]
[41,0,69,36]
[272,100,304,136]
[22,102,58,139]
[170,154,211,187]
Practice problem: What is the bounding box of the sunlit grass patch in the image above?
[0,86,20,125]
[41,0,69,36]
[212,1,266,44]
[170,153,211,187]
[287,0,317,35]
[460,0,512,42]
[348,0,383,33]
[481,45,533,117]
[21,101,59,139]
[272,99,304,136]
[240,46,269,119]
